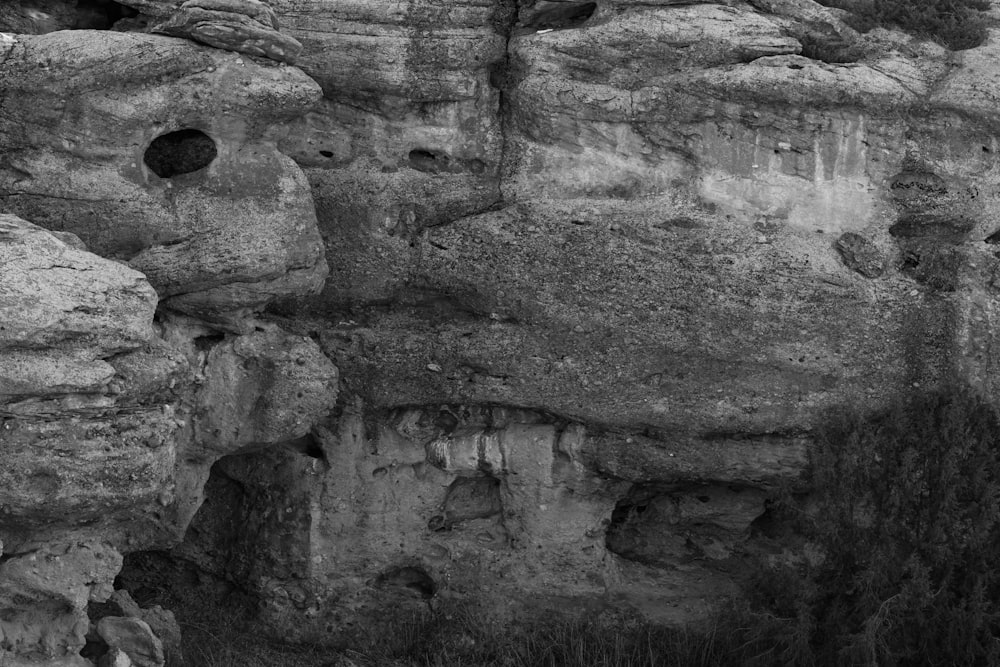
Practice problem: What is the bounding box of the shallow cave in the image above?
[374,565,438,598]
[606,483,767,567]
[74,0,139,30]
[0,0,139,33]
[143,129,218,179]
[431,475,503,530]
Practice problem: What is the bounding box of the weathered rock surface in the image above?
[88,591,182,667]
[8,0,1000,661]
[0,216,176,555]
[0,30,327,325]
[151,0,303,64]
[95,617,164,667]
[0,542,122,667]
[99,648,134,667]
[192,324,338,458]
[0,215,155,402]
[205,0,1000,635]
[175,401,798,637]
[268,0,507,305]
[0,26,339,664]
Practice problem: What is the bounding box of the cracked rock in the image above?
[152,0,303,64]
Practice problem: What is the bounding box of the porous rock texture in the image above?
[0,20,338,665]
[0,28,327,328]
[5,0,1000,661]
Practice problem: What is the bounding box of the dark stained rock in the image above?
[836,232,887,278]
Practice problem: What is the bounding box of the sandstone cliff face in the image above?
[0,18,339,664]
[3,0,1000,662]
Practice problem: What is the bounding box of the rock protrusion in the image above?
[0,214,156,403]
[836,232,886,278]
[0,542,123,666]
[96,616,165,667]
[193,323,339,458]
[151,0,303,64]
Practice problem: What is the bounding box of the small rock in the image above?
[139,606,183,667]
[835,232,886,278]
[108,590,142,617]
[100,647,134,667]
[97,617,165,667]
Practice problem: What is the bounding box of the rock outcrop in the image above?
[150,0,303,64]
[0,21,338,665]
[0,30,327,327]
[5,0,1000,662]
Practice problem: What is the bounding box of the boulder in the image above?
[0,542,122,666]
[99,648,135,667]
[151,0,303,64]
[96,617,165,667]
[0,215,155,403]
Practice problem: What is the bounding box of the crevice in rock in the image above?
[144,129,217,179]
[193,333,226,352]
[522,2,597,31]
[281,432,327,464]
[374,565,437,598]
[408,149,446,173]
[407,149,487,175]
[489,0,520,209]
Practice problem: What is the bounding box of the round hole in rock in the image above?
[144,129,217,179]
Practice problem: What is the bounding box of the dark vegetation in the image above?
[728,386,1000,666]
[817,0,991,49]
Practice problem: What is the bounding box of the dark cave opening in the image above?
[430,475,503,531]
[75,0,139,30]
[408,148,451,173]
[374,565,438,599]
[1,0,139,34]
[523,2,597,31]
[143,129,217,179]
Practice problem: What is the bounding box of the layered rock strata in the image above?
[4,0,1000,662]
[0,21,337,667]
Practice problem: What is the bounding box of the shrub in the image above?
[817,0,991,50]
[807,387,1000,665]
[744,387,1000,666]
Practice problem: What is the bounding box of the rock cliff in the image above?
[2,0,1000,663]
